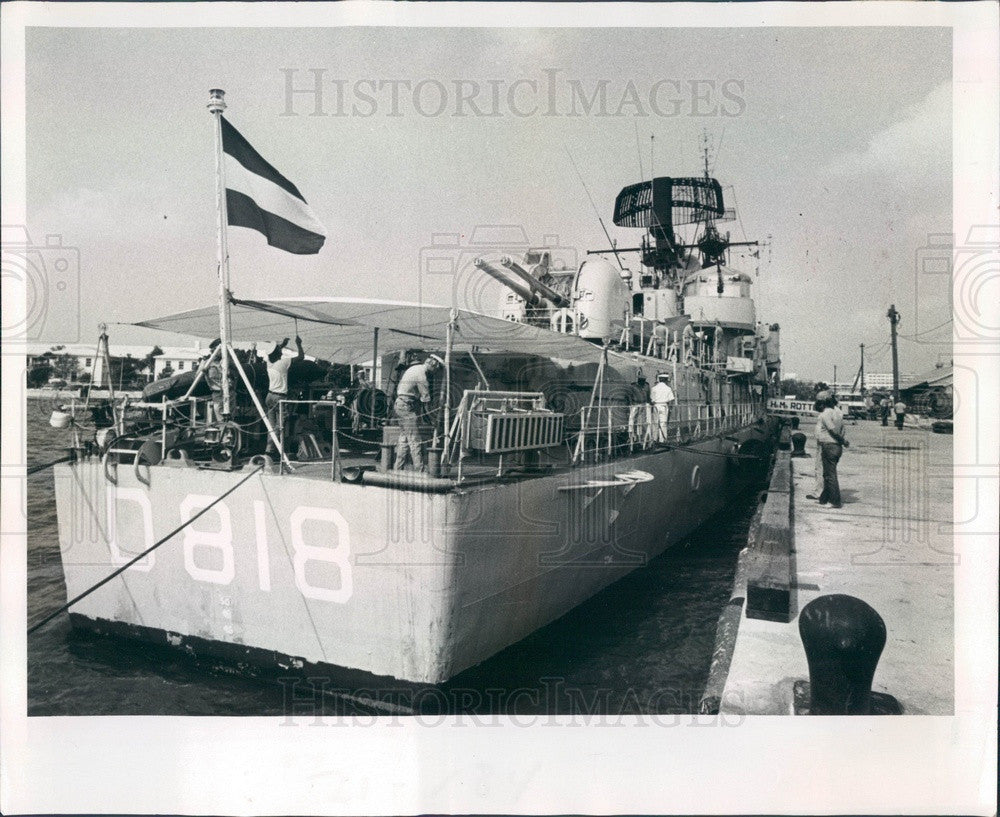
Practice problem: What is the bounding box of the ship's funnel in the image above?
[475,258,542,306]
[499,256,570,308]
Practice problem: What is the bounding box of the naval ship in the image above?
[46,159,780,688]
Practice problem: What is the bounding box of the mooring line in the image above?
[27,463,264,635]
[26,454,74,476]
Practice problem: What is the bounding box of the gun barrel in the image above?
[500,256,571,308]
[474,258,542,305]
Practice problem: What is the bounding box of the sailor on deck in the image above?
[204,337,231,421]
[650,372,676,442]
[393,354,443,471]
[264,336,304,457]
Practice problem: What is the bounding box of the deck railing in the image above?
[573,401,761,462]
[277,399,340,478]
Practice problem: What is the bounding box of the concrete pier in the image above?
[720,418,954,715]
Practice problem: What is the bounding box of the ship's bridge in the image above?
[682,266,756,328]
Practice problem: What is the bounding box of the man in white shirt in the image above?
[815,395,850,508]
[264,336,304,457]
[806,390,830,500]
[650,373,676,443]
[393,354,443,471]
[893,399,907,430]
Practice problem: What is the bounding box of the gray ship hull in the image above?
[53,422,772,685]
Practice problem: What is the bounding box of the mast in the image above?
[208,88,232,417]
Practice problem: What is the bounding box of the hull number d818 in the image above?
[106,488,353,603]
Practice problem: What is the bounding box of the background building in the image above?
[829,372,912,394]
[151,347,207,379]
[25,341,209,387]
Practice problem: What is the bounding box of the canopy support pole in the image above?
[82,328,103,413]
[371,327,379,426]
[573,344,608,465]
[181,343,220,404]
[442,309,456,465]
[468,351,490,390]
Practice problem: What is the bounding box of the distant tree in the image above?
[144,345,163,370]
[778,377,816,400]
[142,346,164,384]
[27,364,52,387]
[111,354,145,388]
[49,350,79,381]
[159,363,174,379]
[77,372,92,384]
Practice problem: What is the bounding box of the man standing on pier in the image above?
[393,354,443,471]
[806,390,830,501]
[894,398,907,430]
[816,394,850,508]
[651,372,676,443]
[880,396,891,426]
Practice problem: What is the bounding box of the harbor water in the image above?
[26,400,761,716]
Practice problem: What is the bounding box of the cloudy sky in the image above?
[26,25,951,381]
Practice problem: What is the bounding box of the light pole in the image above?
[887,304,901,402]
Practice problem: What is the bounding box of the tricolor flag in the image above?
[221,116,326,254]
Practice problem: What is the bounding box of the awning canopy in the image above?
[134,296,627,366]
[900,364,953,391]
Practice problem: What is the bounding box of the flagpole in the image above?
[208,88,232,417]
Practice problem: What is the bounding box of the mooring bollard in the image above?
[427,447,442,478]
[379,442,394,473]
[790,431,808,457]
[778,425,791,450]
[798,594,890,715]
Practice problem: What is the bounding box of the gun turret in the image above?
[475,258,545,306]
[499,256,571,308]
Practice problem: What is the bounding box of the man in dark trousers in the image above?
[894,398,907,430]
[880,396,891,427]
[264,336,304,457]
[393,354,443,471]
[203,338,228,421]
[816,394,850,508]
